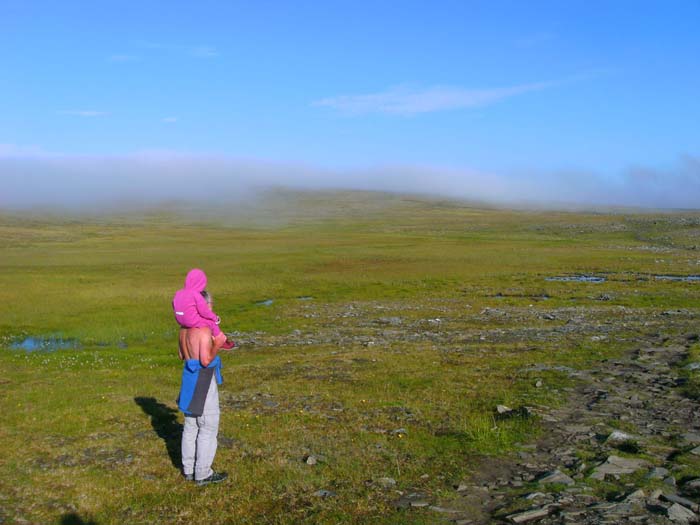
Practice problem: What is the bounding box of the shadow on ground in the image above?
[134,396,182,470]
[60,513,98,524]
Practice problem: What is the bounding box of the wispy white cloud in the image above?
[312,81,554,116]
[58,110,108,118]
[162,117,178,123]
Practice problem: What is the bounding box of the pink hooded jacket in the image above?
[172,268,222,336]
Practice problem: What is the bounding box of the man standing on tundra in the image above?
[177,326,230,485]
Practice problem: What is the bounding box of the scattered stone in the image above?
[666,502,697,523]
[606,430,635,445]
[314,489,336,498]
[525,492,547,500]
[394,492,430,509]
[506,506,552,523]
[304,455,317,465]
[682,433,700,444]
[535,380,543,388]
[682,479,700,497]
[649,489,664,501]
[625,489,646,502]
[690,446,700,456]
[428,505,461,514]
[590,456,649,480]
[376,477,396,489]
[496,405,512,415]
[647,466,670,479]
[538,469,575,486]
[662,493,700,513]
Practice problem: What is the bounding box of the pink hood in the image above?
[184,268,207,292]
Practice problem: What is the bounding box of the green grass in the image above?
[1,191,699,524]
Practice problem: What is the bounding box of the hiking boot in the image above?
[195,471,228,486]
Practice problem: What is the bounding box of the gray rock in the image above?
[538,469,575,486]
[666,502,697,523]
[590,456,649,480]
[682,433,700,444]
[685,362,700,371]
[304,455,317,465]
[682,478,700,497]
[376,477,396,489]
[496,404,513,415]
[394,492,430,509]
[662,493,700,513]
[647,467,670,479]
[428,505,461,514]
[649,488,664,501]
[506,506,552,523]
[524,492,547,500]
[314,489,336,498]
[625,489,646,502]
[690,446,700,456]
[606,430,635,445]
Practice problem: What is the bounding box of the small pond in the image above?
[255,299,274,306]
[545,275,606,283]
[654,275,700,282]
[10,336,80,352]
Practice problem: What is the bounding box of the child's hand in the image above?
[221,339,236,350]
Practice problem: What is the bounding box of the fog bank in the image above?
[1,151,698,211]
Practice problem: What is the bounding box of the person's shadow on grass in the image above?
[60,513,98,525]
[134,397,182,470]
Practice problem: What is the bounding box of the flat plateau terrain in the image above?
[1,191,700,524]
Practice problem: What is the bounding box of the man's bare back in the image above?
[179,327,214,365]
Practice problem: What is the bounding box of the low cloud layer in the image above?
[0,150,698,211]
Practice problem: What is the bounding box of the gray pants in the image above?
[181,376,220,480]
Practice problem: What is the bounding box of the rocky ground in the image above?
[392,314,700,524]
[222,299,700,523]
[223,300,700,523]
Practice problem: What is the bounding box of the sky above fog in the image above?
[1,1,699,209]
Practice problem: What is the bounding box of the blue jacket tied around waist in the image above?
[177,355,223,417]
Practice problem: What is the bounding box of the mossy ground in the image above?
[1,192,699,524]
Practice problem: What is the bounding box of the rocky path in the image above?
[427,334,700,524]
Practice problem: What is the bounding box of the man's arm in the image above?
[178,329,189,361]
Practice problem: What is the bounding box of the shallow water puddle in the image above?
[545,275,606,283]
[654,275,700,282]
[10,336,79,352]
[255,299,274,306]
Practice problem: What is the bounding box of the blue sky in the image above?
[1,1,699,208]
